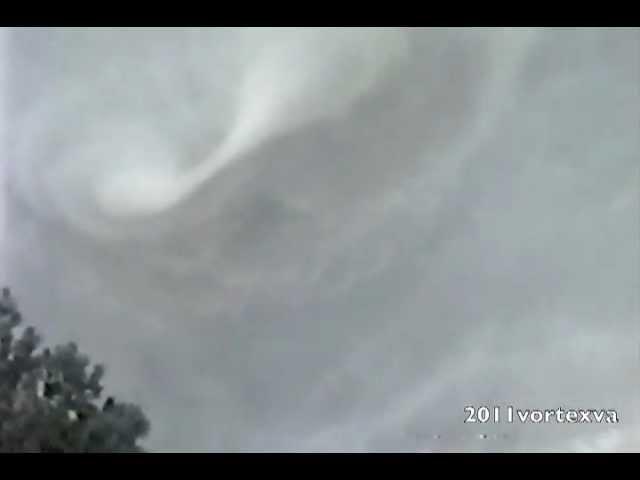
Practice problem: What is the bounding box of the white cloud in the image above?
[4,28,639,452]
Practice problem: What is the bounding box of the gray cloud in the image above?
[3,27,639,451]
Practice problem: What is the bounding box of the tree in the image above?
[0,287,150,452]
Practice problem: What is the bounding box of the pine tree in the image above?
[0,288,150,452]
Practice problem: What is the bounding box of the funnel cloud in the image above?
[2,28,639,452]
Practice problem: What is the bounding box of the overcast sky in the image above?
[2,27,639,451]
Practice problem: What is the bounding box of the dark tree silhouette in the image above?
[0,288,150,452]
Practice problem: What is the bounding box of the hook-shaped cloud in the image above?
[94,28,409,218]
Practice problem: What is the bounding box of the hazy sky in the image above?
[2,27,639,451]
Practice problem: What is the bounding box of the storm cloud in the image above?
[2,27,638,451]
